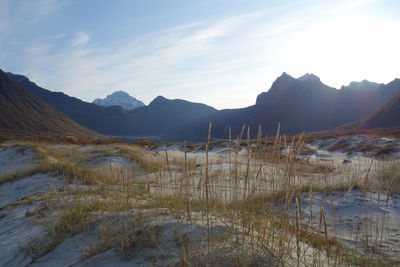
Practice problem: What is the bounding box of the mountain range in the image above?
[0,69,95,140]
[8,73,216,138]
[170,73,400,140]
[93,90,145,110]
[5,71,400,141]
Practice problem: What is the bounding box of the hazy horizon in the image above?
[1,0,399,109]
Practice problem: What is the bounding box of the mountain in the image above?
[0,70,95,140]
[128,96,217,137]
[338,88,400,132]
[8,73,139,136]
[297,73,321,82]
[341,80,383,92]
[171,73,400,141]
[360,90,400,129]
[8,73,217,138]
[93,90,145,110]
[10,70,399,141]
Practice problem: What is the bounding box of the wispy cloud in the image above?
[0,0,65,42]
[20,11,269,108]
[72,31,90,46]
[4,0,398,109]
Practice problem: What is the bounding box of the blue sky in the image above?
[1,0,400,109]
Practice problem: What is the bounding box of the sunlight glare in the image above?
[284,15,400,87]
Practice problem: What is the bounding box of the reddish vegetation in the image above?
[0,69,102,142]
[355,142,379,153]
[134,139,156,146]
[374,145,399,158]
[326,140,349,151]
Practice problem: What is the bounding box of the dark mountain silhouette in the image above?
[8,73,139,136]
[341,80,383,92]
[337,89,400,132]
[0,69,95,139]
[8,73,217,137]
[8,71,400,141]
[171,73,400,141]
[128,96,217,136]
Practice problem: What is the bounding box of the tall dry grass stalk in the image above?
[205,122,212,253]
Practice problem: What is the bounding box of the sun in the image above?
[283,14,400,87]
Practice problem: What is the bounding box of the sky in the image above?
[1,0,400,109]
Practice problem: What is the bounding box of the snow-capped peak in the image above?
[93,90,145,110]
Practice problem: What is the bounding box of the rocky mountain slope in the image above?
[334,90,400,136]
[8,73,139,136]
[359,91,400,129]
[0,70,95,140]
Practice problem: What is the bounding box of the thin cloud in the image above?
[9,0,400,109]
[0,0,65,42]
[72,31,91,46]
[21,12,266,107]
[13,8,318,107]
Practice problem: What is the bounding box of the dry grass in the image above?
[4,126,400,266]
[376,160,400,193]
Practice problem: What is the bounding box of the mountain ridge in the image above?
[8,73,217,138]
[338,91,400,131]
[341,80,383,92]
[171,73,400,141]
[0,70,96,140]
[8,71,400,141]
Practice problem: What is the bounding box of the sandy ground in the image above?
[0,202,46,266]
[0,145,37,176]
[0,144,239,267]
[0,172,65,266]
[0,138,399,266]
[81,155,132,168]
[0,173,64,208]
[304,136,400,164]
[294,190,400,259]
[73,217,228,267]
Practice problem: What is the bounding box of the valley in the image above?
[2,67,400,266]
[2,1,400,266]
[1,132,399,266]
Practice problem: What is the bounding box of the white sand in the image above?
[0,145,36,176]
[0,202,46,266]
[0,173,64,208]
[296,190,400,259]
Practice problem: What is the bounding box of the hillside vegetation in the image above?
[0,70,97,141]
